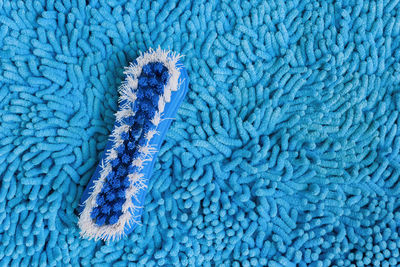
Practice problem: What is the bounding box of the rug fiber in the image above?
[1,0,400,266]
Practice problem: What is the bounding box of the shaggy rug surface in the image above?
[1,0,400,266]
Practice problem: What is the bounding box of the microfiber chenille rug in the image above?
[1,0,400,266]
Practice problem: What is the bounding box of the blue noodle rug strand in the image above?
[1,0,400,266]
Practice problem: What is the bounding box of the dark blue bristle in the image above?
[106,192,116,202]
[116,165,127,177]
[117,190,126,199]
[113,200,124,212]
[122,177,130,188]
[120,131,129,141]
[142,64,151,75]
[132,102,140,113]
[116,145,125,154]
[143,121,155,133]
[138,136,147,147]
[108,171,115,179]
[139,102,155,119]
[121,154,130,164]
[138,76,148,87]
[125,116,135,126]
[139,100,150,113]
[154,83,164,95]
[91,62,170,226]
[149,77,158,87]
[128,165,137,173]
[136,89,145,100]
[132,149,140,159]
[96,215,107,226]
[91,207,100,219]
[149,92,160,106]
[144,89,155,99]
[96,194,105,205]
[100,204,111,215]
[131,122,142,137]
[153,62,164,74]
[110,178,121,188]
[161,71,169,83]
[135,111,146,122]
[106,172,115,185]
[111,157,120,167]
[102,183,112,193]
[109,214,120,225]
[127,141,136,151]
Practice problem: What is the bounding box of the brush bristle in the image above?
[78,48,184,241]
[92,62,169,226]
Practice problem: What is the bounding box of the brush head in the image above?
[92,62,168,227]
[78,48,189,241]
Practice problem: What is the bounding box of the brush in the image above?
[78,48,189,241]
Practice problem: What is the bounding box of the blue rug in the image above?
[1,0,400,266]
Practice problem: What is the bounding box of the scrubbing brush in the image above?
[78,48,189,241]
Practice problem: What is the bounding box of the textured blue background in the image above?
[1,0,400,266]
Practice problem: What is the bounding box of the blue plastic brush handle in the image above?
[79,61,189,236]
